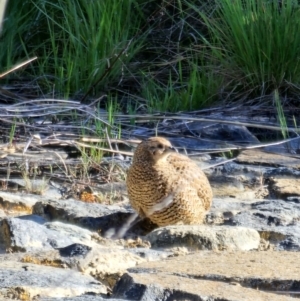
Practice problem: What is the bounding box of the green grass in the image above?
[1,0,145,98]
[141,57,220,112]
[3,0,215,111]
[274,89,289,139]
[198,0,300,96]
[2,0,300,114]
[78,98,121,165]
[9,118,17,145]
[0,1,34,68]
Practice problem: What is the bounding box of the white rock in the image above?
[146,225,260,251]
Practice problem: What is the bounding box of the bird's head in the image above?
[133,137,175,163]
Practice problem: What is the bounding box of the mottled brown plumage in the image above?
[126,137,213,226]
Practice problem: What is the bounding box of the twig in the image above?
[114,113,300,133]
[74,141,133,156]
[0,57,38,78]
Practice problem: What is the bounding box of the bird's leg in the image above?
[104,212,141,239]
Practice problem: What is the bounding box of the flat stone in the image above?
[33,199,133,233]
[164,136,222,151]
[168,124,259,153]
[45,221,99,246]
[264,136,300,155]
[211,160,273,176]
[112,251,300,300]
[185,123,259,143]
[57,243,92,257]
[0,218,68,251]
[233,216,300,251]
[17,214,48,224]
[129,248,172,261]
[5,178,62,199]
[237,149,300,169]
[146,225,260,251]
[15,240,151,289]
[0,191,39,215]
[269,177,300,198]
[264,166,300,178]
[208,198,300,250]
[95,182,127,194]
[130,250,300,282]
[0,218,99,252]
[114,272,293,301]
[0,260,106,299]
[39,296,123,301]
[79,247,146,288]
[3,244,167,290]
[204,160,272,199]
[210,175,257,199]
[232,199,300,227]
[209,197,256,213]
[0,188,63,217]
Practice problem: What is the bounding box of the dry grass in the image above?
[0,62,299,200]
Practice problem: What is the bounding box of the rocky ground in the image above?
[0,135,299,300]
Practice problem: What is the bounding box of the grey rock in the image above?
[113,274,166,301]
[78,247,146,280]
[210,198,300,250]
[95,182,127,194]
[0,145,300,301]
[33,199,133,232]
[129,248,172,261]
[113,272,292,301]
[146,225,260,251]
[212,160,272,175]
[206,160,271,199]
[268,177,300,198]
[264,136,300,155]
[287,196,300,203]
[57,243,92,257]
[208,156,300,199]
[0,218,72,251]
[0,191,40,215]
[185,123,259,143]
[209,197,257,212]
[112,251,300,301]
[231,218,300,251]
[17,214,47,224]
[209,174,255,199]
[0,218,99,252]
[169,136,233,151]
[264,166,300,177]
[0,260,106,299]
[39,296,123,301]
[7,178,63,199]
[237,149,300,169]
[168,124,259,152]
[45,221,99,245]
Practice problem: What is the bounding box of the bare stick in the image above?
[0,57,38,78]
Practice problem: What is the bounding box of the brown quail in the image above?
[126,137,213,226]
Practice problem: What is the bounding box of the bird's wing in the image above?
[167,153,212,210]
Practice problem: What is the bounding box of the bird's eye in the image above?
[157,144,163,149]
